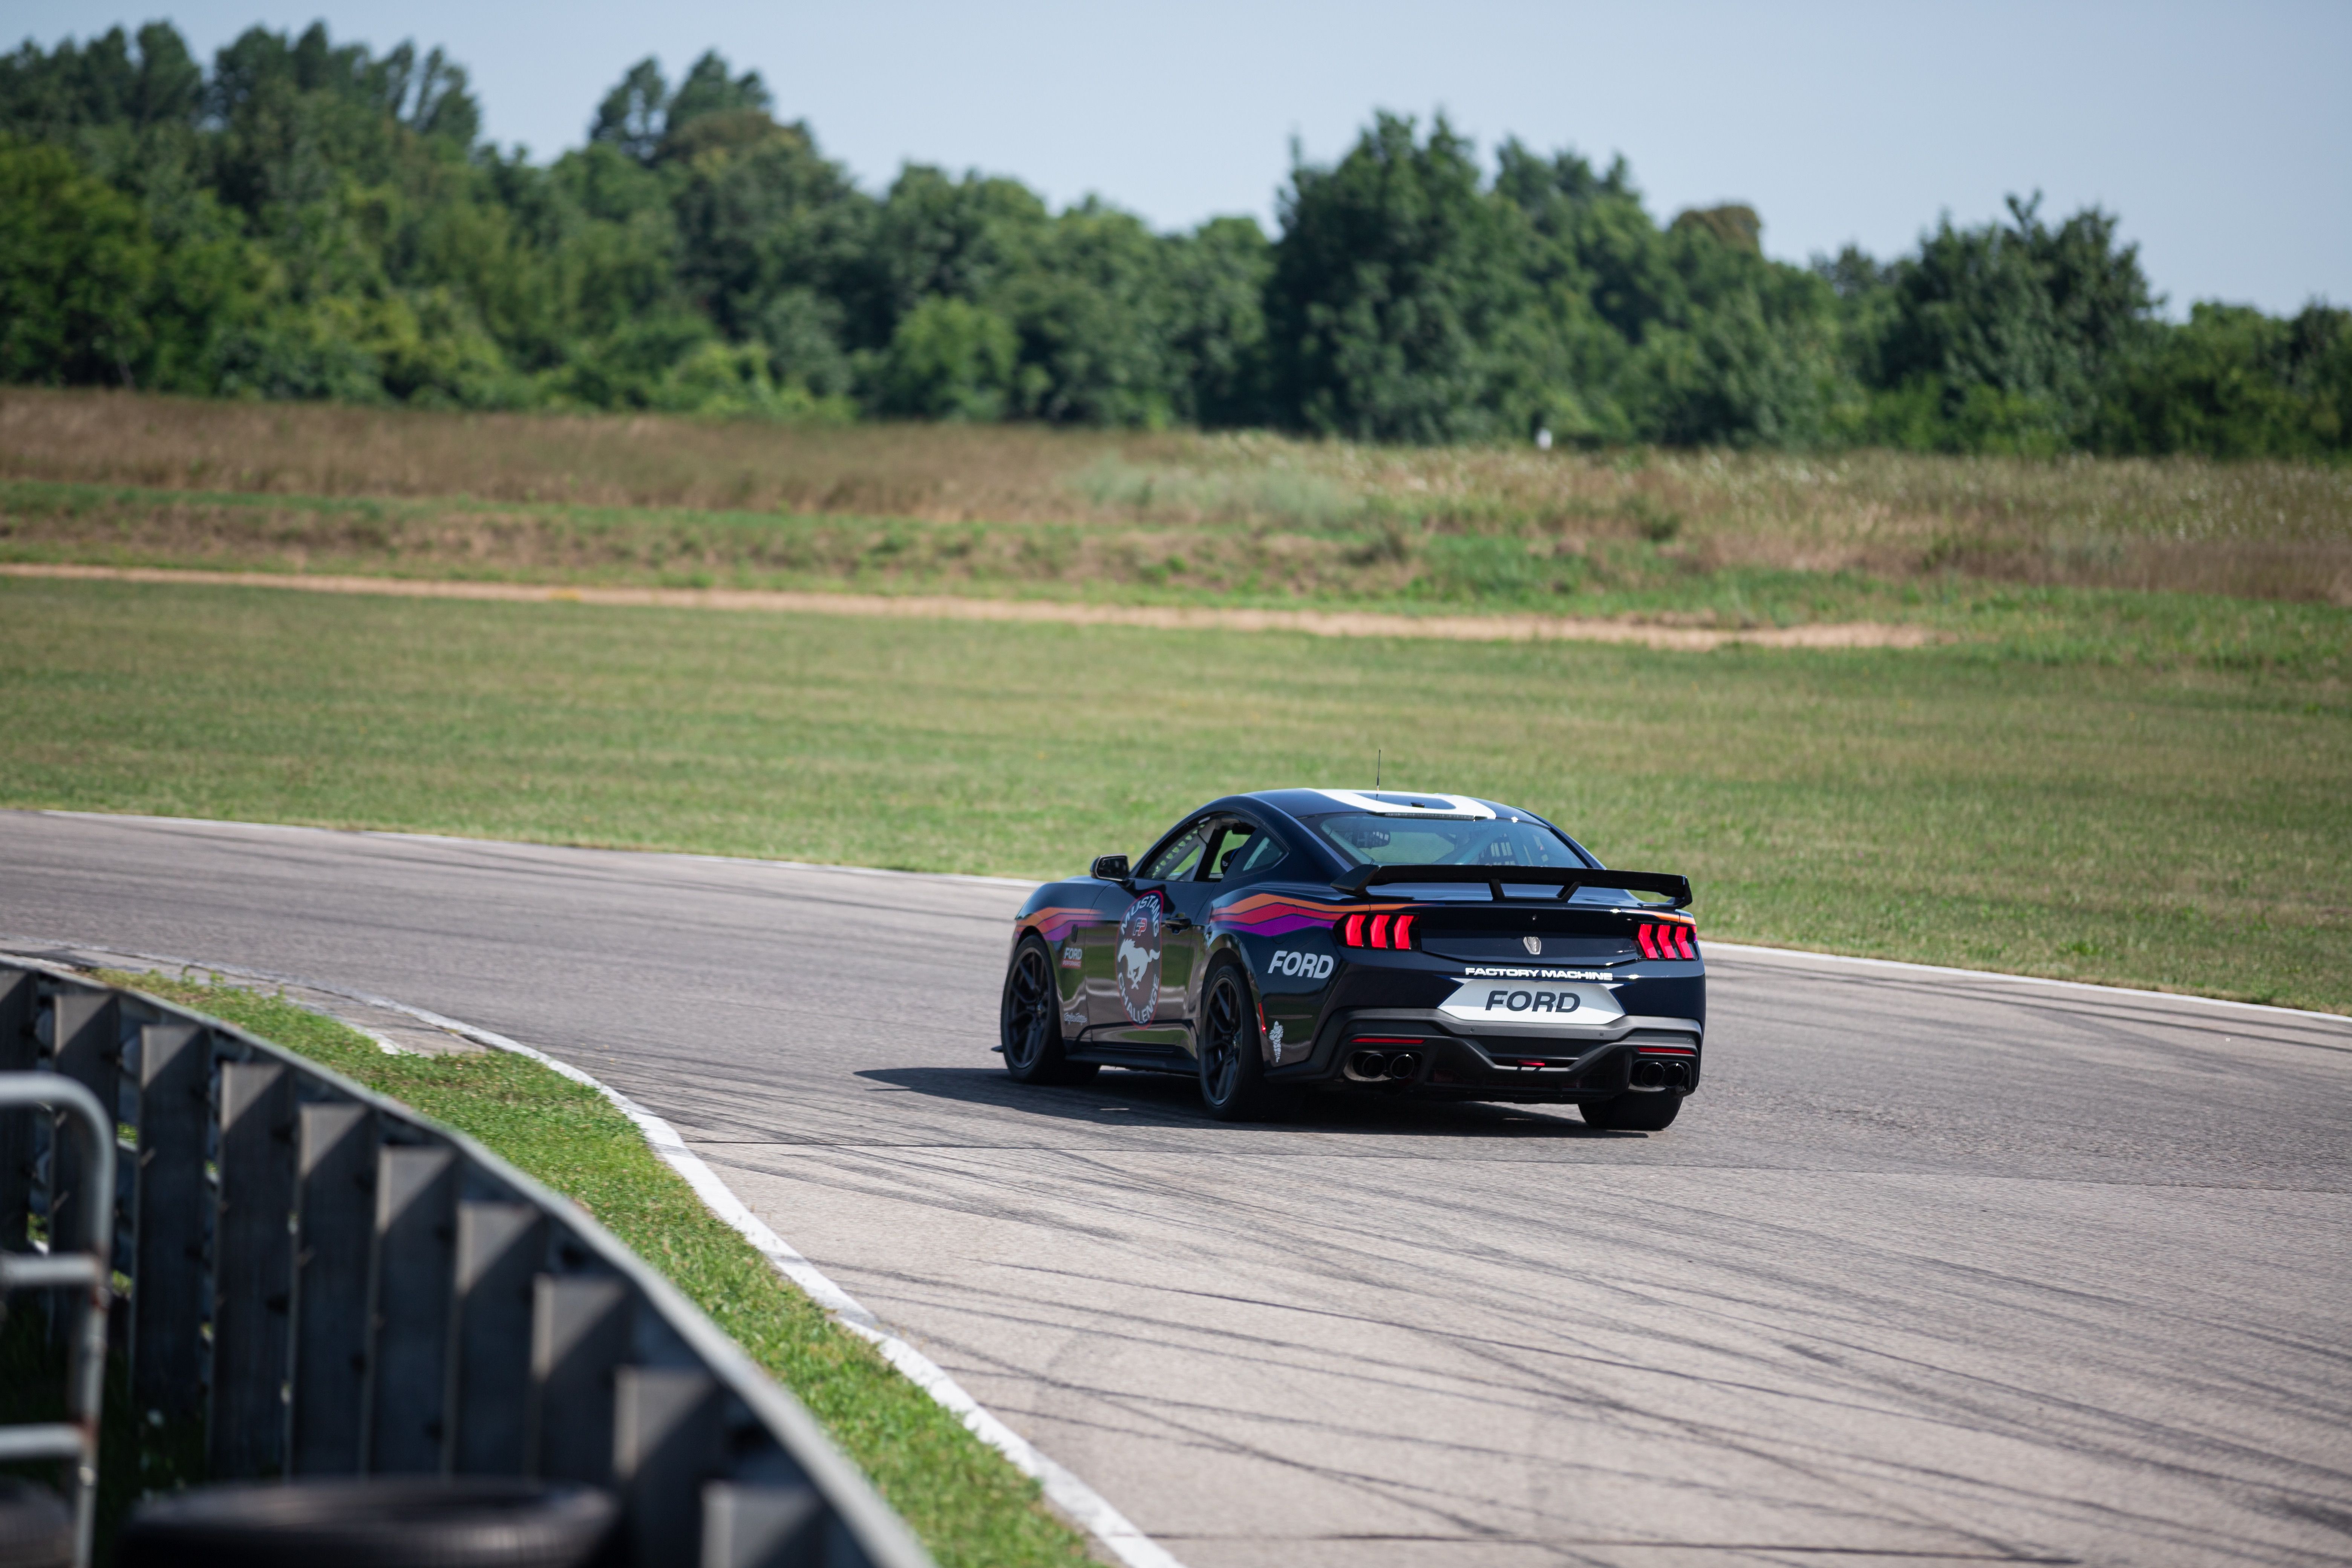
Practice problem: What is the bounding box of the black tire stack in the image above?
[0,1481,71,1568]
[114,1479,617,1568]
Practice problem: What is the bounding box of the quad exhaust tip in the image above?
[1631,1058,1692,1091]
[1346,1049,1420,1083]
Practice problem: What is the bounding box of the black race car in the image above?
[998,790,1704,1127]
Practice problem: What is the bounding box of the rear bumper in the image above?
[1269,1007,1704,1102]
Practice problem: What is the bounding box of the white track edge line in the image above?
[4,938,1184,1568]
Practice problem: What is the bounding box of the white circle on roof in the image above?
[1314,789,1496,819]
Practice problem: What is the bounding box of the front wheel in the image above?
[1196,961,1287,1121]
[1581,1091,1682,1132]
[1001,934,1098,1086]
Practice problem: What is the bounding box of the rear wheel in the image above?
[1197,961,1286,1121]
[1581,1091,1682,1132]
[1001,934,1098,1086]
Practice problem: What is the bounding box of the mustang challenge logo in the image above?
[1115,895,1164,1026]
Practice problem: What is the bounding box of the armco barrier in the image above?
[0,957,933,1568]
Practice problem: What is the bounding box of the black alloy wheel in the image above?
[1000,934,1097,1085]
[1197,961,1285,1121]
[1581,1090,1682,1132]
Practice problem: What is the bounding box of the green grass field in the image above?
[99,973,1095,1568]
[4,574,2345,1013]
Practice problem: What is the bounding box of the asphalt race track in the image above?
[3,810,2348,1568]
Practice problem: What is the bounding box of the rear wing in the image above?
[1331,863,1692,910]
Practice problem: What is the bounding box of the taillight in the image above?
[1635,921,1697,960]
[1336,913,1416,949]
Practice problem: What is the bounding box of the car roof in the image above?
[1246,787,1519,822]
[1139,790,1595,877]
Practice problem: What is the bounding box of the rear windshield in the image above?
[1303,811,1645,902]
[1308,813,1590,869]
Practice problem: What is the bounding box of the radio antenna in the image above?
[1375,749,1381,788]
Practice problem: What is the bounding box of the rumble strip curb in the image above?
[3,940,1185,1568]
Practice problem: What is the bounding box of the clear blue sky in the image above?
[16,0,2349,315]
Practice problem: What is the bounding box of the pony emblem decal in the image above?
[1115,895,1164,1026]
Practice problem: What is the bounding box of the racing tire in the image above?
[0,1479,72,1568]
[113,1479,616,1568]
[1196,960,1288,1122]
[1001,934,1098,1086]
[1581,1091,1682,1132]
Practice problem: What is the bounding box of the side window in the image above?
[1205,821,1288,882]
[1232,830,1290,878]
[1202,822,1253,882]
[1141,820,1211,881]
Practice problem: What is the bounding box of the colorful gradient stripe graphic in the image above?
[1021,906,1101,944]
[1209,892,1410,939]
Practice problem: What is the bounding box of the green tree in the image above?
[1269,112,1534,441]
[663,51,770,139]
[668,117,868,354]
[1670,204,1761,253]
[0,25,2337,452]
[874,294,1017,420]
[0,138,157,384]
[0,23,202,141]
[589,58,667,162]
[1619,215,1841,447]
[1164,215,1273,427]
[2096,302,2349,458]
[1873,194,2154,450]
[847,165,1049,352]
[998,199,1178,426]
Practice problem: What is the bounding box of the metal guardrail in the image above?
[0,1074,110,1566]
[0,958,933,1568]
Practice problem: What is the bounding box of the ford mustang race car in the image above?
[998,790,1704,1127]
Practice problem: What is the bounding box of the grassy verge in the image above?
[97,971,1095,1568]
[3,480,2348,678]
[5,388,2347,606]
[3,576,2345,1013]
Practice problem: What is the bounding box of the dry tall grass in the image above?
[4,389,2346,603]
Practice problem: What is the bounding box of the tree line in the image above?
[2,21,2345,457]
